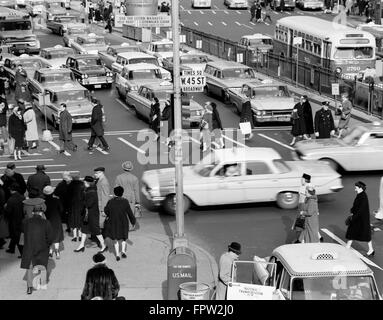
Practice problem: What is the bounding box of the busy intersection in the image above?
[0,0,383,302]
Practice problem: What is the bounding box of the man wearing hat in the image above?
[1,162,27,201]
[115,161,140,214]
[94,167,110,230]
[314,101,335,139]
[216,242,241,300]
[26,165,51,198]
[87,101,109,151]
[58,103,77,153]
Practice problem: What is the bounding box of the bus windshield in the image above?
[334,47,373,59]
[249,39,272,46]
[0,21,32,31]
[222,68,255,79]
[291,276,379,300]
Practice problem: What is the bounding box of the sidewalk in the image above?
[0,231,218,300]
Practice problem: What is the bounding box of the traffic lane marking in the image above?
[222,21,227,25]
[222,134,248,148]
[48,140,71,156]
[208,21,213,25]
[321,228,383,271]
[235,21,241,25]
[82,139,109,155]
[118,137,146,154]
[194,21,199,26]
[258,133,295,151]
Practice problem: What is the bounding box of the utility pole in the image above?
[375,0,381,24]
[171,0,188,249]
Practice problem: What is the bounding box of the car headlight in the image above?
[131,85,138,91]
[195,110,201,116]
[256,110,262,116]
[261,110,266,115]
[82,74,88,79]
[107,72,113,77]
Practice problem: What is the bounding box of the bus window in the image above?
[334,47,373,59]
[0,21,32,31]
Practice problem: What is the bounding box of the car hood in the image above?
[285,160,340,176]
[251,97,294,110]
[130,78,163,87]
[155,52,174,59]
[295,138,348,153]
[81,68,107,75]
[62,100,93,114]
[220,78,255,88]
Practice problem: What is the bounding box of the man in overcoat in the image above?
[216,242,241,300]
[149,96,161,141]
[26,165,51,198]
[4,183,25,256]
[87,101,109,151]
[346,181,375,256]
[302,95,314,138]
[59,103,77,153]
[290,96,307,145]
[94,167,110,230]
[1,162,27,200]
[114,161,140,213]
[314,101,335,139]
[21,205,53,294]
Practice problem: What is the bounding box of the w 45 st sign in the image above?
[180,70,206,92]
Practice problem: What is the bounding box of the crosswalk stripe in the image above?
[194,21,199,26]
[258,133,294,150]
[236,10,241,14]
[0,152,42,158]
[235,21,241,26]
[0,159,54,163]
[118,137,146,154]
[200,10,204,14]
[20,170,79,175]
[249,21,256,25]
[224,10,229,14]
[22,150,31,156]
[82,139,109,154]
[48,140,71,156]
[222,21,227,26]
[212,10,216,14]
[208,21,213,26]
[0,164,66,169]
[222,134,247,148]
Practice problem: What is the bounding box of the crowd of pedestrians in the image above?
[0,160,141,295]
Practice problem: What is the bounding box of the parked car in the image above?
[296,0,324,9]
[2,54,51,87]
[227,80,295,124]
[111,51,171,80]
[229,243,381,300]
[204,60,259,102]
[46,15,79,35]
[32,82,95,128]
[271,0,296,10]
[39,45,74,68]
[115,63,165,99]
[141,147,343,215]
[224,0,248,9]
[70,33,108,55]
[125,82,204,128]
[65,54,113,89]
[293,122,383,172]
[62,23,90,47]
[98,43,141,69]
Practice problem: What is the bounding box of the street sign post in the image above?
[331,83,340,95]
[180,70,206,92]
[293,37,302,87]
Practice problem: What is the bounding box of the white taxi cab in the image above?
[144,39,182,66]
[70,33,108,55]
[141,147,343,215]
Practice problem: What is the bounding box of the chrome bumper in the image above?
[141,186,165,206]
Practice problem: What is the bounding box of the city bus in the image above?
[0,7,40,55]
[274,16,376,79]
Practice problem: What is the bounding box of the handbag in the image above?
[134,206,142,218]
[239,121,252,135]
[345,215,353,226]
[0,215,9,238]
[293,214,306,231]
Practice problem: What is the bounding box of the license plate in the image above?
[18,49,25,53]
[94,84,101,88]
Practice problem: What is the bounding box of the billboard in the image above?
[124,0,158,16]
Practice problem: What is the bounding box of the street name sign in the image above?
[293,36,303,46]
[116,14,171,28]
[332,83,340,95]
[180,70,206,92]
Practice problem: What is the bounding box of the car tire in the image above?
[276,191,299,209]
[52,116,58,129]
[222,90,230,104]
[163,194,191,216]
[319,158,340,172]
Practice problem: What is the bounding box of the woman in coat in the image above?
[211,102,224,148]
[240,99,254,140]
[200,103,213,152]
[67,174,85,241]
[74,176,107,253]
[104,186,136,261]
[346,181,374,256]
[8,106,25,161]
[149,96,161,140]
[337,94,353,138]
[290,96,307,145]
[43,186,64,259]
[23,103,39,149]
[54,171,72,233]
[298,186,320,243]
[0,95,8,144]
[302,95,314,137]
[161,99,174,147]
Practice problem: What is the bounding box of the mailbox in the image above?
[167,246,196,300]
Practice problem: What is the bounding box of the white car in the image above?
[71,33,108,55]
[25,0,45,15]
[144,39,181,66]
[296,0,324,9]
[39,45,74,69]
[111,51,171,80]
[224,0,248,9]
[191,0,211,8]
[141,147,343,215]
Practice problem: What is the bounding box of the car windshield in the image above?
[54,90,88,102]
[181,55,209,64]
[193,153,218,176]
[334,47,373,59]
[222,68,255,79]
[342,126,369,144]
[129,58,159,66]
[0,21,32,31]
[18,60,43,68]
[41,72,73,83]
[129,70,161,80]
[155,43,173,52]
[78,58,102,70]
[291,276,379,300]
[252,86,290,98]
[249,38,272,46]
[82,38,105,46]
[44,49,72,59]
[68,27,89,35]
[116,46,140,53]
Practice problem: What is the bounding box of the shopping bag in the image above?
[0,215,9,238]
[293,215,306,231]
[239,122,252,135]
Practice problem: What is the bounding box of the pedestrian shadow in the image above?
[325,224,369,251]
[281,214,296,244]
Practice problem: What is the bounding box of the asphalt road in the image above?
[16,16,383,293]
